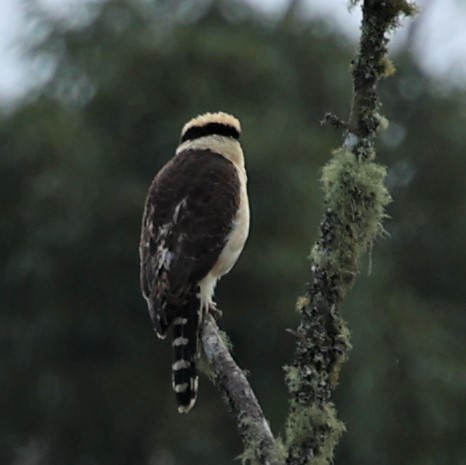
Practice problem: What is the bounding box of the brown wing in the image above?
[139,148,240,334]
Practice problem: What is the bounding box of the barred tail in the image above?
[171,290,201,413]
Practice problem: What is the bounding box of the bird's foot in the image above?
[209,302,223,320]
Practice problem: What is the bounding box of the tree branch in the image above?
[201,314,284,465]
[284,2,416,464]
[348,0,417,140]
[199,2,416,465]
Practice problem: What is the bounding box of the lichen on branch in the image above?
[348,0,417,138]
[284,2,415,465]
[314,148,391,296]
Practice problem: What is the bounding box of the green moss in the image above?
[284,365,304,394]
[238,416,286,465]
[219,329,233,352]
[294,146,389,460]
[314,148,391,294]
[296,295,310,313]
[375,113,389,131]
[283,2,410,463]
[198,350,217,382]
[380,56,396,78]
[285,403,346,465]
[238,418,262,465]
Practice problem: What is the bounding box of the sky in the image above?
[0,0,465,105]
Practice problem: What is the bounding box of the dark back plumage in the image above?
[139,147,241,412]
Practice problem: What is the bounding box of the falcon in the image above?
[139,112,249,413]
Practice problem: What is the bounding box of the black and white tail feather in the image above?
[139,111,249,413]
[171,289,201,412]
[144,271,204,412]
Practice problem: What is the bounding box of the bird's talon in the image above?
[209,304,223,320]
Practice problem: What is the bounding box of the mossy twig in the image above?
[284,2,415,464]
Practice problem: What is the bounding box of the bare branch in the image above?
[201,314,284,465]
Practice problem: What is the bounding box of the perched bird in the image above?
[139,112,250,413]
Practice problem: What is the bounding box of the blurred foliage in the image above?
[0,0,465,464]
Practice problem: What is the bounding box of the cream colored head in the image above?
[176,112,245,170]
[180,112,241,142]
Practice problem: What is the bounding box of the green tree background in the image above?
[1,1,465,464]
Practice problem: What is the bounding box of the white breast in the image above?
[212,179,249,278]
[197,163,249,310]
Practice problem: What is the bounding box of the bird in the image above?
[139,112,250,413]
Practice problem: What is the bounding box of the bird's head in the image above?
[180,112,241,144]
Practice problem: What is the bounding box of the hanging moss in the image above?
[285,402,346,465]
[311,148,391,296]
[284,2,414,462]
